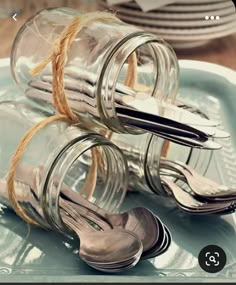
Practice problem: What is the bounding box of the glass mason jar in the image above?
[110,132,212,195]
[11,7,179,134]
[0,100,128,233]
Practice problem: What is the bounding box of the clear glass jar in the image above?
[0,100,128,233]
[110,132,212,195]
[11,7,179,134]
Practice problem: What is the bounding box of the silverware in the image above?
[120,114,222,149]
[56,67,218,127]
[62,197,171,260]
[59,184,172,258]
[25,68,230,149]
[26,84,220,149]
[26,82,205,143]
[141,216,171,259]
[161,177,235,214]
[60,200,143,272]
[161,159,236,200]
[121,94,219,128]
[60,188,160,253]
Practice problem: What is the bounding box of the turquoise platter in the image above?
[0,58,236,283]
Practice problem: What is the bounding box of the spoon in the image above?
[141,216,170,259]
[161,177,234,214]
[143,225,172,259]
[60,189,159,252]
[60,208,143,272]
[161,159,236,200]
[63,196,172,259]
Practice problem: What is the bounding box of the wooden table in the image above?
[0,0,235,70]
[176,34,236,70]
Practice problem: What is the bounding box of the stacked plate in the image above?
[97,0,236,49]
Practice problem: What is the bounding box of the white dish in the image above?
[98,0,236,47]
[116,0,234,12]
[118,14,236,35]
[118,12,236,28]
[169,40,211,49]
[177,0,230,3]
[142,23,236,41]
[107,4,235,21]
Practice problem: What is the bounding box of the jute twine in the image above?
[7,114,67,225]
[7,11,137,225]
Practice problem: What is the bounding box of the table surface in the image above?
[0,0,235,70]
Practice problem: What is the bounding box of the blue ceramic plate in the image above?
[0,58,236,283]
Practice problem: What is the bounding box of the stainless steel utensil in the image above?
[161,159,236,200]
[25,68,229,149]
[60,189,160,252]
[161,177,235,214]
[141,216,171,259]
[60,200,143,272]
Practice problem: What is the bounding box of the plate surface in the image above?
[118,12,236,28]
[116,0,233,12]
[98,0,236,44]
[117,15,236,34]
[177,0,231,3]
[169,40,211,49]
[98,0,235,20]
[132,23,236,41]
[111,6,234,21]
[0,59,236,282]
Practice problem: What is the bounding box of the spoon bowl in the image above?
[61,188,159,252]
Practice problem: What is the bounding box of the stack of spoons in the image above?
[0,172,171,273]
[58,189,171,272]
[159,159,236,215]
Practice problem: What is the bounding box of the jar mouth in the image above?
[97,31,179,134]
[41,128,128,233]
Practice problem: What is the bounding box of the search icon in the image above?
[198,245,227,273]
[209,256,216,263]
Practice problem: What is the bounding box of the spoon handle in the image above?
[161,159,233,198]
[65,200,112,230]
[61,186,108,218]
[60,210,86,239]
[59,199,94,233]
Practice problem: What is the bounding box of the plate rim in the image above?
[115,6,234,20]
[108,0,234,12]
[97,0,235,19]
[137,24,236,40]
[117,12,236,28]
[179,59,236,83]
[0,57,10,68]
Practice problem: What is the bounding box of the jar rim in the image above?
[96,31,179,134]
[144,134,213,196]
[40,128,128,233]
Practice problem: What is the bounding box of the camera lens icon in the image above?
[199,245,226,273]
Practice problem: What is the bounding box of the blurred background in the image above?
[0,0,235,69]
